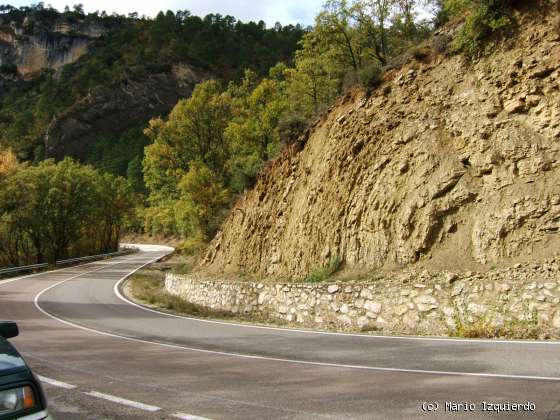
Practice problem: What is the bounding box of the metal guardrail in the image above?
[55,248,139,266]
[0,263,49,276]
[0,247,140,275]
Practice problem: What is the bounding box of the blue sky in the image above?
[8,0,325,26]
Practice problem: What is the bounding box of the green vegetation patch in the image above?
[0,151,132,268]
[303,256,343,283]
[445,0,517,55]
[449,305,549,340]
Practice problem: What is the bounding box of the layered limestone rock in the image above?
[0,16,107,76]
[202,11,560,279]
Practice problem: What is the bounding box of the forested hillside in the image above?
[138,0,462,245]
[0,4,304,170]
[0,3,304,267]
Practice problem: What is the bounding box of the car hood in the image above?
[0,338,26,375]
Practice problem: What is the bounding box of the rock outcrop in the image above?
[0,11,207,161]
[0,14,106,76]
[201,10,560,279]
[44,64,205,160]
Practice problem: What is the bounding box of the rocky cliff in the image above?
[44,64,204,160]
[0,9,207,161]
[201,9,560,279]
[0,13,106,76]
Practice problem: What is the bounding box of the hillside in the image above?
[0,5,304,173]
[200,6,560,279]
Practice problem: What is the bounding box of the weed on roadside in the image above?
[303,256,343,283]
[449,303,546,339]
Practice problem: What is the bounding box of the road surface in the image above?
[0,245,559,419]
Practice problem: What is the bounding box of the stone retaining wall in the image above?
[165,264,560,336]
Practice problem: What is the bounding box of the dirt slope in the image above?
[201,9,560,280]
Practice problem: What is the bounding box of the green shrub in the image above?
[384,52,411,71]
[452,319,544,339]
[450,305,546,339]
[411,45,432,61]
[451,0,516,55]
[358,63,383,90]
[278,111,308,145]
[176,232,207,256]
[304,256,343,283]
[342,71,361,93]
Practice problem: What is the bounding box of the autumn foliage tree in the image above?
[0,152,133,268]
[139,1,439,242]
[142,69,292,240]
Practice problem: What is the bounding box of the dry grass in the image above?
[126,267,290,329]
[450,313,548,340]
[127,270,233,318]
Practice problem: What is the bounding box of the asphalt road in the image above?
[1,245,559,419]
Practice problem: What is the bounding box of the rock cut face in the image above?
[201,13,560,279]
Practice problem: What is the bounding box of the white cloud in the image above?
[10,0,324,25]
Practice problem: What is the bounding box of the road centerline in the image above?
[84,390,162,412]
[38,375,77,390]
[171,413,214,420]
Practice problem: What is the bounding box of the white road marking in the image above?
[85,390,161,412]
[33,249,560,383]
[113,259,560,347]
[38,375,76,389]
[34,295,560,382]
[172,413,213,420]
[39,374,189,417]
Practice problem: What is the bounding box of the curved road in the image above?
[1,245,559,419]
